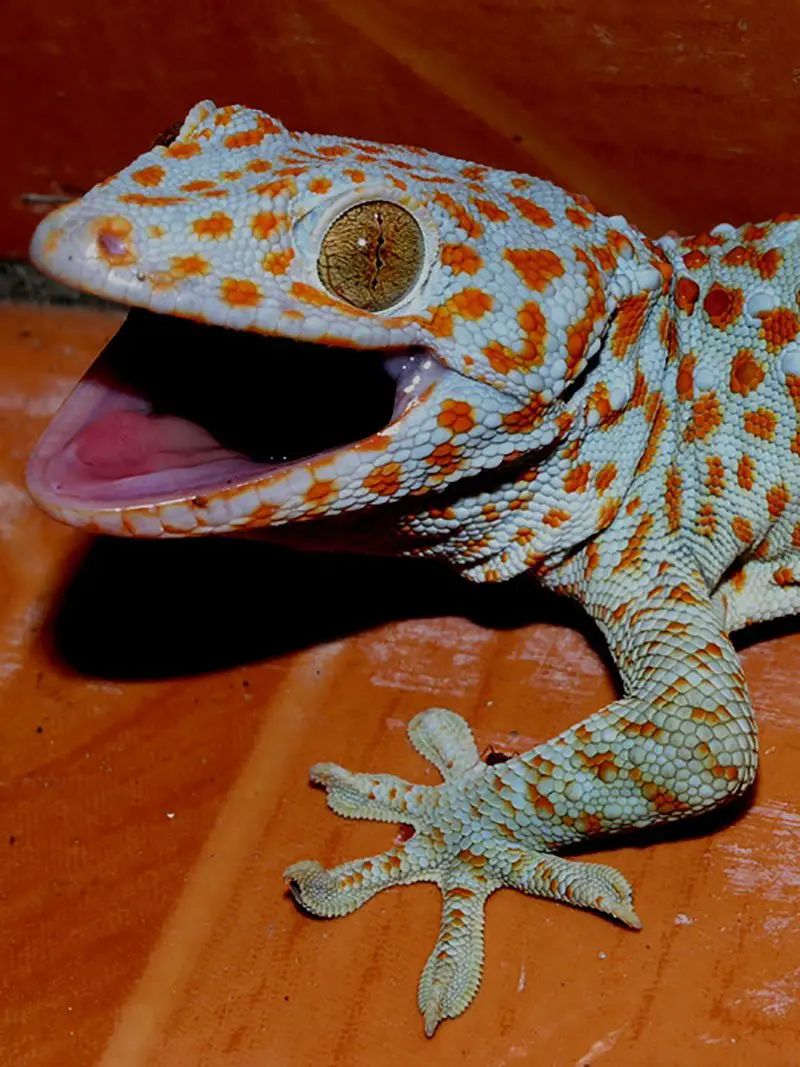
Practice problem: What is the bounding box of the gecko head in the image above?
[28,101,665,538]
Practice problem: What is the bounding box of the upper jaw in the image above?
[29,197,430,352]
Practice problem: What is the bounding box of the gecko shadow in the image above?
[47,532,601,681]
[47,531,791,849]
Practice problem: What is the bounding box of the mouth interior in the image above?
[28,308,440,508]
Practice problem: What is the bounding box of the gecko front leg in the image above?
[285,560,759,1034]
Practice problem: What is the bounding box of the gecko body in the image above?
[27,101,800,1034]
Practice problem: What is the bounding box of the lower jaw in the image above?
[26,307,441,516]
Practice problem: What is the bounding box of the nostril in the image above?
[98,232,128,258]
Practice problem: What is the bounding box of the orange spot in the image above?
[508,195,554,228]
[213,106,237,126]
[743,408,777,441]
[408,171,454,185]
[721,245,748,267]
[193,212,234,239]
[585,542,600,578]
[424,288,493,338]
[565,207,592,230]
[289,281,367,316]
[676,353,695,402]
[132,165,166,188]
[775,567,796,586]
[250,177,298,198]
[363,462,402,496]
[224,116,282,149]
[262,248,295,276]
[683,231,725,250]
[702,284,743,329]
[164,141,201,160]
[563,463,591,493]
[220,277,262,307]
[246,159,272,173]
[682,249,709,269]
[425,441,463,475]
[766,483,791,519]
[595,463,617,494]
[433,191,483,238]
[441,244,483,276]
[665,464,683,532]
[181,179,217,193]
[637,397,669,474]
[742,223,769,241]
[517,301,549,367]
[273,165,308,178]
[610,293,650,359]
[675,276,700,314]
[542,508,570,528]
[502,398,546,433]
[614,513,654,572]
[731,516,754,543]
[697,501,717,537]
[737,454,755,490]
[305,480,337,505]
[471,197,509,222]
[457,849,488,868]
[438,399,475,434]
[251,211,285,240]
[308,177,332,194]
[317,144,351,158]
[565,248,606,374]
[684,394,722,442]
[754,248,782,279]
[170,254,211,278]
[730,350,764,396]
[705,456,725,496]
[343,168,366,183]
[504,248,564,292]
[759,307,800,353]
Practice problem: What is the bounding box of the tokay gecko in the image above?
[26,101,800,1035]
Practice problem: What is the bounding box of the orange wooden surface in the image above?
[5,1,800,258]
[2,302,800,1064]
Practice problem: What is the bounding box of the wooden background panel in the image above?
[3,0,800,258]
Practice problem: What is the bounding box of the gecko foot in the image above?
[284,708,639,1035]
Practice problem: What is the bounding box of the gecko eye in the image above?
[317,200,424,312]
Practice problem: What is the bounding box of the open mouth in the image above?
[26,309,444,514]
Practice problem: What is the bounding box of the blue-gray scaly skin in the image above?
[29,101,800,1034]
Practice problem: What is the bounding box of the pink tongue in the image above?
[75,410,229,477]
